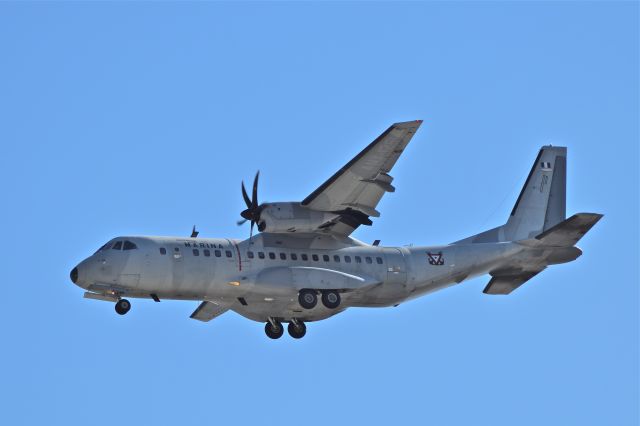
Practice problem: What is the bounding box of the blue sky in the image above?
[1,2,637,425]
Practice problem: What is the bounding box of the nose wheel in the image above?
[115,299,131,315]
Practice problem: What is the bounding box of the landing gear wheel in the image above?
[298,289,318,309]
[115,299,131,315]
[288,321,307,339]
[321,291,341,309]
[265,321,284,339]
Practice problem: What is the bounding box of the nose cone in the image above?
[70,267,79,284]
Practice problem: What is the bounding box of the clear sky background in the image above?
[1,2,637,425]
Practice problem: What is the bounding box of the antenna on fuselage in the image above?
[191,226,199,238]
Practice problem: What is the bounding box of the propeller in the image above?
[237,171,263,238]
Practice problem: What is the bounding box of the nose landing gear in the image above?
[115,299,131,315]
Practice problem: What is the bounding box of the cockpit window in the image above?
[123,240,138,251]
[112,241,123,250]
[94,242,112,254]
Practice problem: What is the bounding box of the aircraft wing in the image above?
[190,300,231,322]
[302,120,422,236]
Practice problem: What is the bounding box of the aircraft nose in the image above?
[70,267,79,284]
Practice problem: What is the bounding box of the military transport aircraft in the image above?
[70,120,602,339]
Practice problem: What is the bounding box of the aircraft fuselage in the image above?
[72,233,523,323]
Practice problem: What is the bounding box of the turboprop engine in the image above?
[256,202,338,233]
[236,171,372,236]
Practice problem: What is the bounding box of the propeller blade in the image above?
[241,181,252,209]
[239,171,263,240]
[252,171,260,207]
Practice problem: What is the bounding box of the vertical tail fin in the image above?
[503,146,566,240]
[454,146,567,244]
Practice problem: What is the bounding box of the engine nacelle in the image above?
[257,202,338,234]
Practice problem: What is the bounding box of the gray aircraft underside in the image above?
[70,120,602,339]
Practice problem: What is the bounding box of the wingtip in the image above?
[574,212,604,219]
[393,119,424,128]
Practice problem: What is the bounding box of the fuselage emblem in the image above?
[427,251,445,265]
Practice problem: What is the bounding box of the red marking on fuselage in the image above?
[233,242,242,271]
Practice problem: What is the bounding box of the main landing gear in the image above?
[265,320,284,339]
[298,289,341,310]
[298,289,317,309]
[264,319,307,339]
[115,299,131,315]
[288,320,306,339]
[321,291,341,309]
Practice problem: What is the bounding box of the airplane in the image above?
[70,120,603,339]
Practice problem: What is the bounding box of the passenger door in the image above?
[384,248,407,284]
[223,239,240,273]
[171,246,185,287]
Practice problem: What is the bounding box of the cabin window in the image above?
[247,251,254,259]
[291,253,298,261]
[301,254,308,261]
[258,252,265,259]
[323,255,330,262]
[344,256,351,263]
[193,249,199,256]
[159,248,167,255]
[333,255,340,263]
[112,241,123,250]
[214,250,221,257]
[365,256,373,264]
[312,254,319,261]
[280,253,287,260]
[376,257,383,264]
[355,256,361,263]
[123,241,137,251]
[204,249,210,257]
[269,252,276,260]
[225,250,232,258]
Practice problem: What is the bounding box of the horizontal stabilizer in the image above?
[483,269,544,295]
[190,301,230,322]
[534,213,603,247]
